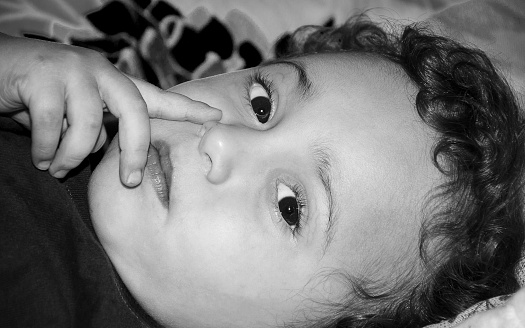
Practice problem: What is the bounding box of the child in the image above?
[1,14,524,328]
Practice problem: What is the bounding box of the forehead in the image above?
[285,52,426,154]
[286,53,440,269]
[267,52,419,128]
[296,51,411,102]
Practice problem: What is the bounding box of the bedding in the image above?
[0,0,524,326]
[0,0,461,88]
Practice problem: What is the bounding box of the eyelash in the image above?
[243,70,276,122]
[276,179,308,238]
[244,72,306,238]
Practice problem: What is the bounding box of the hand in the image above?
[0,33,221,187]
[454,287,525,328]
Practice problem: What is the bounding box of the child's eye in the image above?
[244,71,275,124]
[277,182,306,236]
[249,84,272,123]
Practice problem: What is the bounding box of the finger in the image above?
[27,83,65,170]
[128,76,222,123]
[92,124,107,153]
[49,79,103,178]
[98,70,149,187]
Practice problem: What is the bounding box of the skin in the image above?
[89,52,443,327]
[0,33,221,186]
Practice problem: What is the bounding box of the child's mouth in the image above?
[146,142,172,209]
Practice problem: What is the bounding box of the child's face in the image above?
[89,53,442,327]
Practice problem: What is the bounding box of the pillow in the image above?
[428,0,525,103]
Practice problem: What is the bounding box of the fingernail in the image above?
[36,161,51,170]
[127,170,143,186]
[53,170,68,179]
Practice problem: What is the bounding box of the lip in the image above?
[146,142,172,208]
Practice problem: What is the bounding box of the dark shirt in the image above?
[0,117,158,328]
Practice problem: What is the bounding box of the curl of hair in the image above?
[275,15,525,328]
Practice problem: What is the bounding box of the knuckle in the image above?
[51,48,83,67]
[31,44,102,74]
[56,48,107,79]
[135,95,148,109]
[121,141,149,153]
[121,142,149,157]
[146,89,163,116]
[129,97,148,115]
[33,53,57,72]
[37,110,62,127]
[84,48,105,61]
[136,143,150,152]
[84,115,102,132]
[34,144,56,157]
[66,46,99,64]
[183,105,190,120]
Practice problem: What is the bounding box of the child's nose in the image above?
[198,121,240,184]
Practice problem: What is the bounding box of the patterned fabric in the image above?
[0,0,454,89]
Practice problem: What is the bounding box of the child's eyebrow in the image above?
[312,142,338,252]
[259,58,315,100]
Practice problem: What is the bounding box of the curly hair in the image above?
[275,16,525,328]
